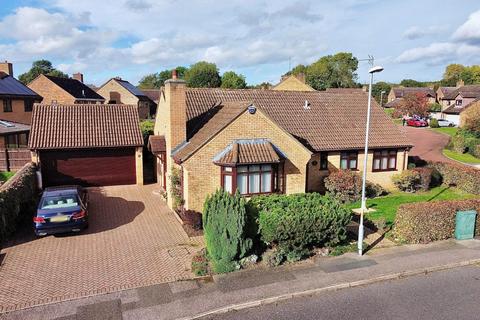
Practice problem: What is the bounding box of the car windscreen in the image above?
[40,194,80,209]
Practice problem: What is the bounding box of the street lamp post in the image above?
[380,90,386,107]
[358,65,384,256]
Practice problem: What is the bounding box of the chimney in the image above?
[456,79,464,88]
[73,72,84,83]
[0,61,13,76]
[164,70,187,154]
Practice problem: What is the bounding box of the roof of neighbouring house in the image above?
[392,87,436,98]
[141,89,160,103]
[437,86,456,96]
[325,88,366,94]
[384,98,403,108]
[213,140,284,165]
[444,98,480,114]
[148,135,166,154]
[172,88,412,162]
[443,85,480,100]
[272,74,315,91]
[0,119,30,135]
[0,72,42,99]
[44,75,105,101]
[29,104,143,149]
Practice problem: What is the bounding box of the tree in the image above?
[283,64,307,77]
[305,52,358,90]
[18,60,68,84]
[442,64,466,86]
[220,71,247,89]
[400,79,426,87]
[372,81,391,105]
[247,82,272,89]
[395,93,430,117]
[138,66,188,89]
[185,61,221,88]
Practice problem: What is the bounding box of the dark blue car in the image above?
[34,186,89,236]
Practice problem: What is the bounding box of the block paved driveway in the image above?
[0,184,203,313]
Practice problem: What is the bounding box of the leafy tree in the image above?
[372,81,391,105]
[18,59,68,84]
[138,66,188,89]
[185,61,221,88]
[395,93,430,117]
[306,52,358,90]
[400,79,426,87]
[220,71,247,89]
[442,64,466,86]
[247,82,272,89]
[283,64,307,77]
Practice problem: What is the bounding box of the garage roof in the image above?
[29,104,143,149]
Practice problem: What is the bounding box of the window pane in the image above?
[261,164,272,171]
[349,159,357,169]
[249,173,260,193]
[18,134,27,147]
[250,165,260,172]
[389,157,396,169]
[223,175,233,193]
[261,172,272,193]
[6,135,16,148]
[373,158,380,170]
[381,157,388,170]
[340,159,348,169]
[237,166,248,173]
[237,174,247,194]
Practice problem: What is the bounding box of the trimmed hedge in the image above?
[428,161,480,195]
[394,199,480,243]
[0,163,38,245]
[392,168,434,192]
[324,170,387,203]
[252,193,352,256]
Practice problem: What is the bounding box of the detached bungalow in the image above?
[151,73,412,213]
[387,87,436,104]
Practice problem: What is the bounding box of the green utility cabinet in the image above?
[455,210,477,240]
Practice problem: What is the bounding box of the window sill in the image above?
[372,169,397,173]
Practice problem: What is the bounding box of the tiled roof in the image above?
[438,86,456,95]
[443,98,480,114]
[393,87,435,98]
[326,88,365,94]
[444,85,480,100]
[184,88,412,153]
[0,119,30,135]
[214,140,283,165]
[45,75,105,101]
[140,89,160,103]
[384,98,403,108]
[148,135,166,154]
[0,72,42,99]
[29,104,143,149]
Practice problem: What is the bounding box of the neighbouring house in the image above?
[0,120,31,171]
[439,85,480,125]
[28,73,105,105]
[436,86,457,107]
[96,77,155,119]
[272,74,315,91]
[384,98,403,109]
[387,87,436,104]
[325,88,366,94]
[141,89,161,116]
[29,104,144,187]
[151,73,412,213]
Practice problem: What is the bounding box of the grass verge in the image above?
[429,127,458,137]
[0,171,15,182]
[443,149,480,164]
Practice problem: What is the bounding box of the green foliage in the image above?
[220,71,247,89]
[262,249,285,267]
[185,61,221,88]
[429,103,442,112]
[0,171,15,182]
[394,199,480,244]
[139,120,154,145]
[18,60,68,84]
[138,67,187,89]
[305,52,358,90]
[169,166,184,209]
[0,164,38,244]
[451,134,467,153]
[429,118,439,128]
[443,149,480,164]
[191,249,209,276]
[442,63,480,86]
[372,81,391,105]
[247,82,272,89]
[203,190,252,273]
[253,193,352,255]
[399,79,426,87]
[428,161,480,194]
[392,170,422,192]
[461,104,480,134]
[324,170,387,203]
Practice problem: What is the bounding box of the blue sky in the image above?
[0,0,479,86]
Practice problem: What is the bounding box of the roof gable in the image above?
[273,75,315,91]
[0,72,42,98]
[44,75,105,101]
[393,87,435,98]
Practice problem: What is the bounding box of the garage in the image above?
[29,104,144,187]
[40,148,136,187]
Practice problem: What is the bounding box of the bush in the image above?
[451,135,467,153]
[394,199,480,243]
[253,193,352,255]
[0,163,38,245]
[473,145,480,158]
[465,137,480,157]
[262,249,285,268]
[191,249,209,276]
[429,118,439,128]
[324,170,387,203]
[203,190,252,273]
[392,170,422,192]
[412,167,434,190]
[428,162,480,195]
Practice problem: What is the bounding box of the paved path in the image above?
[2,239,480,319]
[0,184,203,313]
[404,127,455,164]
[210,265,480,320]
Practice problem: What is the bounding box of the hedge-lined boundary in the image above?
[428,161,480,195]
[0,163,38,245]
[394,199,480,244]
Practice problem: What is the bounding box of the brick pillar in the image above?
[73,73,84,83]
[135,147,144,185]
[0,61,13,76]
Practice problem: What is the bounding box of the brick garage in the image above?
[29,104,144,187]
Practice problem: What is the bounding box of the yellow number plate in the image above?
[50,215,69,223]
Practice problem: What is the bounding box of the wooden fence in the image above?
[0,148,31,171]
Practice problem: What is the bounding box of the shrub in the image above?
[473,145,480,158]
[428,161,480,194]
[392,170,422,192]
[429,118,439,128]
[0,163,38,245]
[191,249,209,276]
[451,135,466,153]
[412,167,433,190]
[203,190,252,273]
[394,199,480,243]
[324,170,387,203]
[262,249,285,267]
[253,193,352,255]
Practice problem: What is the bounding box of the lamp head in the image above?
[369,66,384,74]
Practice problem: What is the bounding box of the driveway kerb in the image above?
[181,258,480,320]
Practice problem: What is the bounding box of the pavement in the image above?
[0,184,203,313]
[2,238,480,320]
[208,264,480,320]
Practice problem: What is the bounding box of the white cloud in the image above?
[452,9,480,44]
[403,25,446,40]
[396,42,456,63]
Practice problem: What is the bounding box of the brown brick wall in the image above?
[97,79,150,119]
[28,75,75,105]
[273,76,315,91]
[0,99,32,124]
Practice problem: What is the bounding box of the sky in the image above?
[0,0,480,87]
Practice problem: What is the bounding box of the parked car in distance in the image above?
[436,119,456,127]
[407,118,428,127]
[34,185,88,236]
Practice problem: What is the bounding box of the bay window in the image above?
[221,163,283,196]
[372,150,397,172]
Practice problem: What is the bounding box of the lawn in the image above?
[430,127,458,137]
[443,149,480,164]
[0,171,15,182]
[347,186,479,226]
